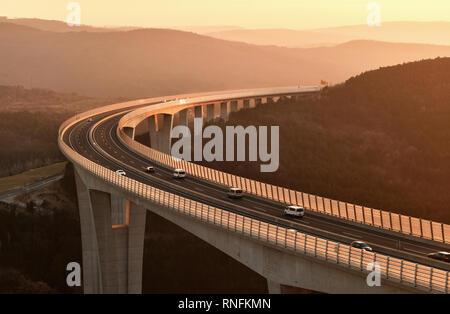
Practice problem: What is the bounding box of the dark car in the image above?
[144,166,155,173]
[351,241,373,252]
[427,252,450,263]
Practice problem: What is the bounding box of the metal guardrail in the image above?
[59,88,450,293]
[117,91,450,245]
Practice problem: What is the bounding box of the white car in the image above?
[116,170,126,176]
[173,169,186,179]
[227,187,244,199]
[284,205,305,218]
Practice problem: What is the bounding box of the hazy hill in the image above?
[1,22,450,97]
[0,16,139,33]
[207,22,450,48]
[200,58,450,223]
[207,28,348,48]
[172,25,244,34]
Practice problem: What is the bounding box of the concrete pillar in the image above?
[267,279,281,294]
[135,119,149,138]
[205,103,215,122]
[178,109,188,126]
[194,106,203,120]
[134,119,151,145]
[74,168,147,294]
[111,194,127,226]
[123,127,135,140]
[187,108,195,130]
[213,103,221,119]
[237,99,244,111]
[230,100,238,113]
[75,169,102,294]
[148,114,173,154]
[126,202,147,294]
[249,98,256,109]
[220,102,229,121]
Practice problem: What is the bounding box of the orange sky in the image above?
[2,0,450,29]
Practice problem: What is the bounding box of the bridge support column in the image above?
[230,100,238,113]
[267,279,281,294]
[148,114,173,154]
[74,168,146,294]
[123,127,135,140]
[195,106,203,120]
[220,102,229,121]
[205,103,215,122]
[237,99,244,111]
[178,109,188,126]
[187,108,195,130]
[111,194,127,225]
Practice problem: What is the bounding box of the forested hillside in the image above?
[0,86,121,178]
[200,58,450,223]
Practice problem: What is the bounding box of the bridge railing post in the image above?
[430,221,434,241]
[314,237,318,257]
[359,250,363,270]
[293,230,297,252]
[446,271,449,294]
[336,243,340,264]
[409,216,413,235]
[413,264,418,287]
[429,267,434,292]
[442,223,446,243]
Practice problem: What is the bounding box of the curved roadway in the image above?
[64,102,450,272]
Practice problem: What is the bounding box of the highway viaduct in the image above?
[59,87,450,294]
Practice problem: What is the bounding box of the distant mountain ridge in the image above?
[1,21,450,97]
[206,21,450,48]
[0,16,141,33]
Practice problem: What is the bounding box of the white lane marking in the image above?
[308,215,399,244]
[343,231,361,239]
[402,242,433,254]
[403,247,427,255]
[240,197,281,212]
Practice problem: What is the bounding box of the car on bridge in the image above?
[116,170,126,176]
[227,188,244,199]
[87,118,93,122]
[144,166,155,173]
[284,206,305,218]
[173,169,186,179]
[427,251,450,263]
[351,241,373,252]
